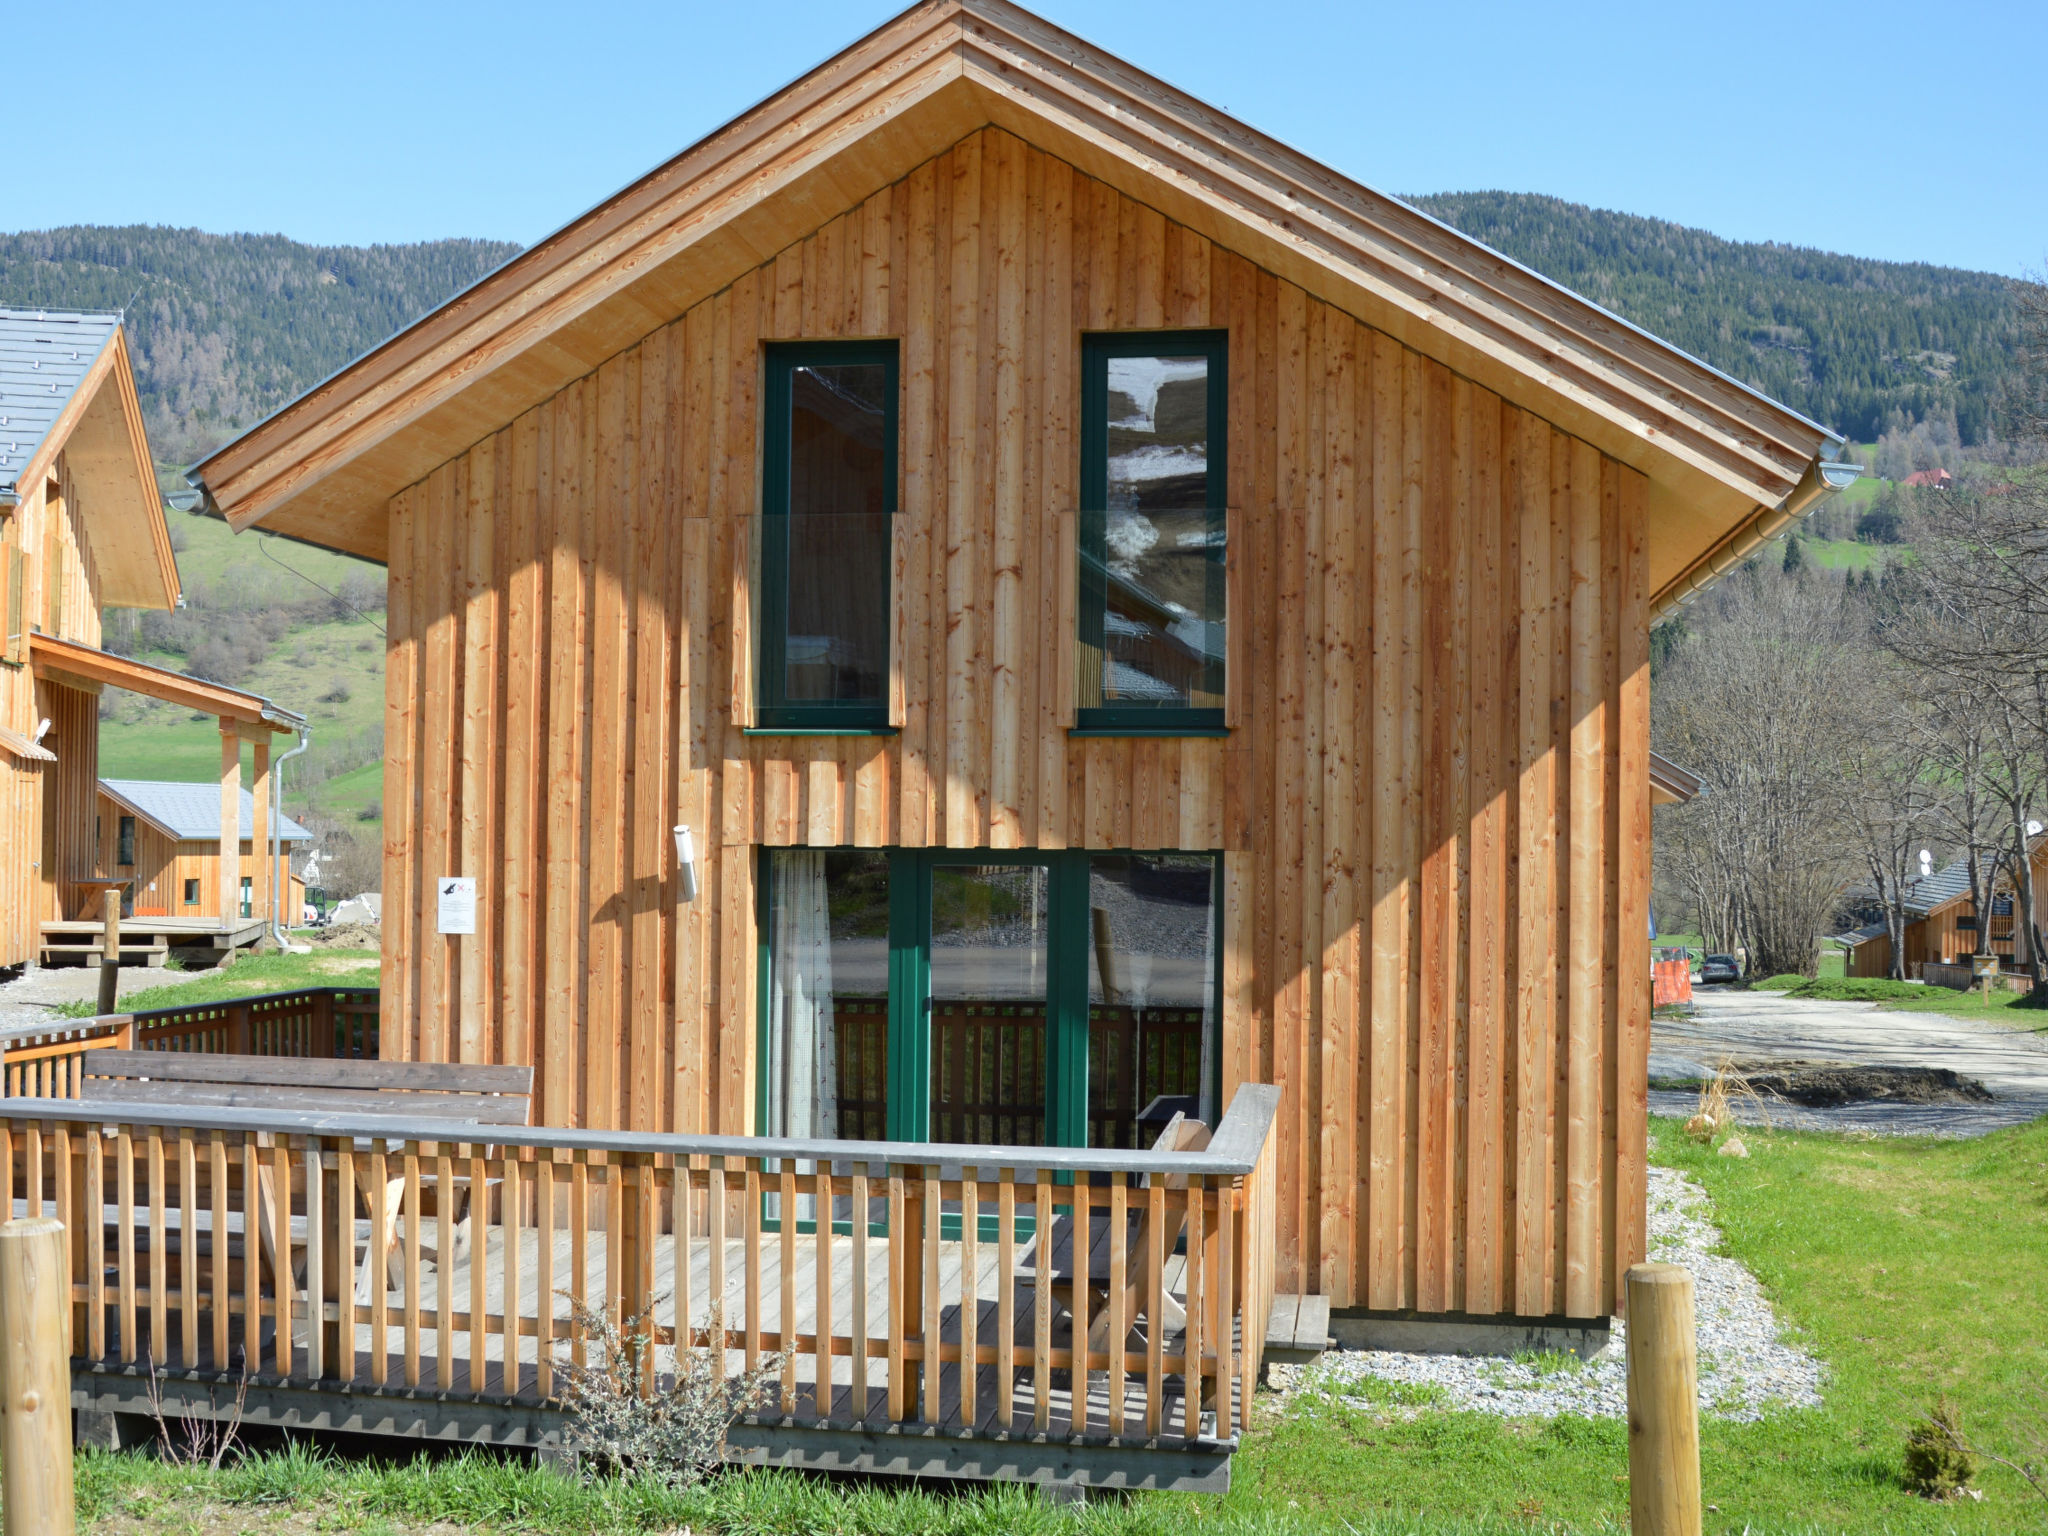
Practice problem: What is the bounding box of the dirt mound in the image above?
[1733,1059,1993,1108]
[304,922,381,951]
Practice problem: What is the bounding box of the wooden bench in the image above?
[79,1051,533,1122]
[81,1051,533,1298]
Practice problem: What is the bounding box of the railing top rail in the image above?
[0,986,382,1049]
[0,1015,130,1050]
[1,1081,1284,1176]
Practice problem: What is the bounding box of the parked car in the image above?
[1698,953,1743,985]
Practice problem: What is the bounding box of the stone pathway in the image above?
[1282,1166,1823,1422]
[0,962,174,1039]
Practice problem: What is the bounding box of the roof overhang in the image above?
[1648,751,1704,807]
[16,327,179,611]
[192,0,1842,597]
[30,633,306,731]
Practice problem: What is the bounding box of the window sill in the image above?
[743,725,899,737]
[1068,726,1231,739]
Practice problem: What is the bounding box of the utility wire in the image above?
[254,531,386,637]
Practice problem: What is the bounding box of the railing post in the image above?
[229,1002,252,1056]
[0,1216,73,1536]
[1627,1262,1702,1536]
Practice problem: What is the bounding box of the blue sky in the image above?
[16,0,2044,276]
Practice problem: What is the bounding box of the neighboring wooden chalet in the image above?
[0,306,306,971]
[1846,838,2048,979]
[97,778,312,928]
[192,0,1854,1323]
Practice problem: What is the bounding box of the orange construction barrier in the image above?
[1652,957,1693,1007]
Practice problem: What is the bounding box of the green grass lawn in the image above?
[69,1115,2048,1534]
[1764,975,2048,1029]
[51,949,380,1017]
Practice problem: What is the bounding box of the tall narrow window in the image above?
[117,815,135,868]
[758,342,897,730]
[1078,331,1228,733]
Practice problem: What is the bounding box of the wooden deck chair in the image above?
[1030,1112,1208,1353]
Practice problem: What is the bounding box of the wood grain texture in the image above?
[380,127,1654,1317]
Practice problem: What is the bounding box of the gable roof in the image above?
[0,307,179,610]
[0,309,121,498]
[99,779,313,844]
[192,0,1846,611]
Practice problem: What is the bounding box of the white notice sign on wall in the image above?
[437,877,477,935]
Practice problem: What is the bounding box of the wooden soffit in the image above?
[29,633,303,731]
[191,0,1839,581]
[20,328,180,611]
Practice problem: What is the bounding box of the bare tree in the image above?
[1832,662,1946,980]
[1654,567,1861,977]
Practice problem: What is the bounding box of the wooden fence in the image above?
[4,1084,1280,1447]
[0,988,380,1100]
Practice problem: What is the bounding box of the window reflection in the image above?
[784,362,889,705]
[1085,854,1216,1148]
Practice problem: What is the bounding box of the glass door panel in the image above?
[1084,854,1218,1149]
[927,864,1050,1147]
[763,849,890,1228]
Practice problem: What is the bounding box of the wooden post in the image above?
[0,1216,73,1536]
[1626,1262,1701,1536]
[218,724,243,932]
[96,888,120,1017]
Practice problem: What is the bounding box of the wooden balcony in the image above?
[1,1002,1280,1492]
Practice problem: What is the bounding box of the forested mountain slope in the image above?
[0,226,521,463]
[1413,192,2017,444]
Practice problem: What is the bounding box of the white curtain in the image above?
[770,850,838,1144]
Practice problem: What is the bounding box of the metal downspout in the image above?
[271,726,311,947]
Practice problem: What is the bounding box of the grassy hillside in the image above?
[98,510,386,846]
[0,226,521,463]
[1412,192,2018,444]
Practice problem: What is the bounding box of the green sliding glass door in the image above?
[760,848,1218,1154]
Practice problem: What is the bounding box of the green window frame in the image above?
[754,847,1223,1150]
[757,340,898,732]
[1077,329,1229,736]
[117,816,135,868]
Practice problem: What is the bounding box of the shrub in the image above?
[553,1293,778,1489]
[1904,1398,1977,1498]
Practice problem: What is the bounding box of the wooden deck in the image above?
[39,916,269,967]
[7,1078,1282,1490]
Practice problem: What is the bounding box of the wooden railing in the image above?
[0,988,380,1100]
[2,1083,1281,1446]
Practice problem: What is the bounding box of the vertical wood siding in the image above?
[2,453,106,965]
[381,127,1651,1316]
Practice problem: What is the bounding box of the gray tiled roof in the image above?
[0,308,122,498]
[1849,854,1977,926]
[101,779,313,844]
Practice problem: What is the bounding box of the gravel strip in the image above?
[1280,1166,1822,1422]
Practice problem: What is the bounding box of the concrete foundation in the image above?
[1327,1310,1611,1359]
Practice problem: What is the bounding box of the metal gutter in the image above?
[1651,458,1864,624]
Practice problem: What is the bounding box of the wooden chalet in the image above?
[95,778,313,933]
[137,0,1854,1483]
[0,307,307,971]
[1846,838,2048,980]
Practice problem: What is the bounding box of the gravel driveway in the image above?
[1652,987,2048,1136]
